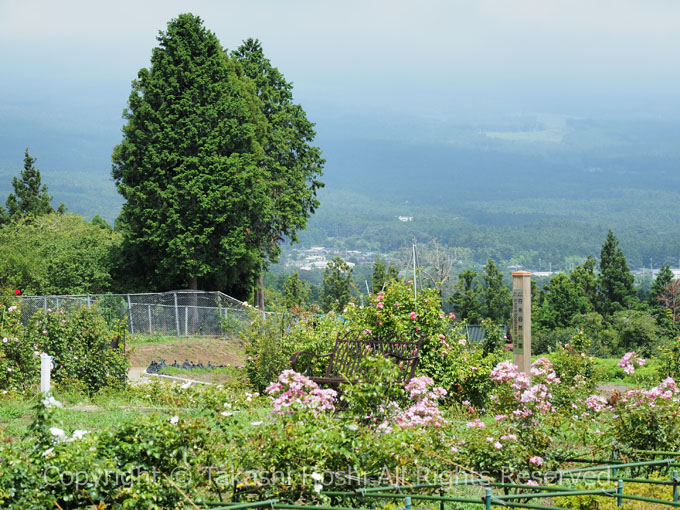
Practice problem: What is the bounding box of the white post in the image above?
[127,295,134,335]
[412,242,417,302]
[174,293,180,336]
[40,353,53,394]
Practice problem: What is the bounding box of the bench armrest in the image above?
[291,350,333,374]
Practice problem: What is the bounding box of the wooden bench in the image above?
[290,331,422,386]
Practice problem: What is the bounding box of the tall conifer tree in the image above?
[597,230,636,315]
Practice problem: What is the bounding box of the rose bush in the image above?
[343,280,505,407]
[0,304,128,393]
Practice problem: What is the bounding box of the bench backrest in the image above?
[325,331,422,383]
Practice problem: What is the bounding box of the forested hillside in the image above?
[298,115,680,268]
[2,109,680,269]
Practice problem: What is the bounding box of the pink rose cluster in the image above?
[489,357,561,417]
[618,352,646,375]
[377,376,447,432]
[265,370,337,416]
[584,395,610,413]
[621,377,679,408]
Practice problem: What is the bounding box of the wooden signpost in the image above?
[512,271,532,375]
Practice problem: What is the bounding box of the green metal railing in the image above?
[198,448,680,509]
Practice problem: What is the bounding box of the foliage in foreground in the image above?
[1,346,680,509]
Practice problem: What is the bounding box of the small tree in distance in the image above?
[283,272,310,310]
[481,258,511,323]
[1,149,65,224]
[322,257,354,313]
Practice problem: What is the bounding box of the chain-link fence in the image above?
[19,291,251,337]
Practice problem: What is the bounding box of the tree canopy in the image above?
[112,14,323,299]
[481,258,511,323]
[0,213,119,295]
[230,39,324,261]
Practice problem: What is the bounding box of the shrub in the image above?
[243,308,342,392]
[0,305,39,391]
[266,370,337,416]
[340,355,406,423]
[455,357,568,482]
[613,377,680,451]
[659,335,680,380]
[343,279,504,407]
[533,327,574,354]
[342,280,453,359]
[549,333,600,408]
[28,305,129,393]
[555,477,674,509]
[0,304,128,393]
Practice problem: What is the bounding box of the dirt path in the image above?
[597,383,630,399]
[127,336,246,384]
[128,336,245,368]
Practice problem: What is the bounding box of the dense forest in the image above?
[4,113,679,271]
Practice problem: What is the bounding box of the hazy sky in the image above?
[2,0,679,120]
[1,0,679,221]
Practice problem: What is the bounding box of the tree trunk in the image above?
[188,276,198,290]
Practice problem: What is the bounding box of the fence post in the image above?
[185,306,188,336]
[87,295,91,307]
[616,479,623,507]
[40,353,53,393]
[148,305,153,335]
[127,295,134,335]
[404,496,411,510]
[174,293,180,336]
[43,296,47,312]
[673,469,679,503]
[485,487,492,510]
[611,440,618,478]
[439,487,445,510]
[55,296,59,312]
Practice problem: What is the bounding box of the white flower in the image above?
[42,447,54,457]
[71,430,88,440]
[169,416,179,425]
[42,396,63,408]
[221,411,233,417]
[250,421,263,426]
[314,483,323,493]
[224,403,232,408]
[311,472,323,481]
[180,381,192,389]
[50,427,66,438]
